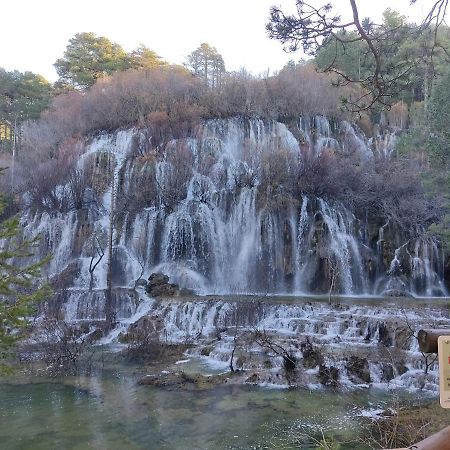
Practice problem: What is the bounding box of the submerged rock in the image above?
[138,371,237,390]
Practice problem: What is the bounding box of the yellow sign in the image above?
[438,335,450,408]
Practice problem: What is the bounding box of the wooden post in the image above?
[390,425,450,449]
[418,329,450,353]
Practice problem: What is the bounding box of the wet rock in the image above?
[138,371,233,390]
[382,276,413,298]
[263,359,273,369]
[381,363,395,382]
[394,326,412,349]
[119,315,163,343]
[395,362,408,376]
[135,279,147,288]
[318,364,339,387]
[149,283,178,297]
[300,338,323,369]
[145,273,195,297]
[383,288,413,298]
[378,322,393,347]
[200,346,213,356]
[49,261,81,290]
[236,355,247,369]
[148,273,169,287]
[346,355,371,383]
[245,373,260,384]
[84,324,109,344]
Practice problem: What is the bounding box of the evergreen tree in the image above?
[0,189,51,372]
[54,32,129,89]
[267,1,450,110]
[0,68,52,153]
[128,44,167,70]
[186,43,225,88]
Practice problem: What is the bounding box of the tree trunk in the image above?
[105,165,116,328]
[11,116,17,189]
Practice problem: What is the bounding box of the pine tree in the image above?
[54,32,129,89]
[186,43,226,88]
[0,190,51,372]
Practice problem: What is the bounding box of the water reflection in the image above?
[0,372,426,450]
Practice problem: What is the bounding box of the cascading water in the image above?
[20,116,447,306]
[117,297,450,390]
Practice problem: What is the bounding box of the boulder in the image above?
[378,322,393,347]
[300,338,323,369]
[145,272,196,297]
[381,363,395,382]
[148,273,170,288]
[346,355,371,383]
[119,315,163,344]
[148,283,178,297]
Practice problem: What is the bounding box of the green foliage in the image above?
[314,8,450,108]
[315,32,372,82]
[128,44,167,70]
[0,194,51,372]
[54,33,168,90]
[429,69,450,165]
[54,32,129,89]
[186,43,225,88]
[0,68,52,123]
[396,69,450,253]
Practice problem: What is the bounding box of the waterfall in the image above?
[18,117,447,298]
[99,297,449,390]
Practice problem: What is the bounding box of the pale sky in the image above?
[0,0,437,81]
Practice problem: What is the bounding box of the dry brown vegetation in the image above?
[22,63,351,152]
[10,62,439,237]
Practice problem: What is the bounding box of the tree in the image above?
[186,43,226,88]
[88,234,105,291]
[426,68,450,252]
[0,68,53,187]
[128,44,167,70]
[266,0,450,111]
[0,69,53,138]
[429,68,450,164]
[54,32,129,89]
[0,189,51,372]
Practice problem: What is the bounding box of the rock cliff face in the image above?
[20,116,447,307]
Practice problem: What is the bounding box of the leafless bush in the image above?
[253,329,297,376]
[121,315,172,362]
[295,149,438,234]
[39,319,95,376]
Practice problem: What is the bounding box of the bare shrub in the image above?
[253,329,297,382]
[121,315,173,362]
[39,319,95,376]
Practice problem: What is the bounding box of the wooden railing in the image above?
[418,329,450,353]
[390,329,450,449]
[391,424,450,449]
